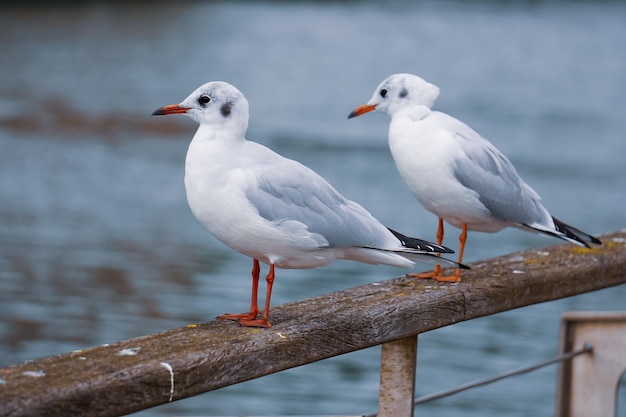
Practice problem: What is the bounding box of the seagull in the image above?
[349,73,601,282]
[152,80,467,327]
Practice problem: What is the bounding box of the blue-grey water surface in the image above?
[0,1,625,416]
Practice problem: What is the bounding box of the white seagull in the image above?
[152,80,467,327]
[349,73,600,282]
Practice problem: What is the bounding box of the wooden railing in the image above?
[1,230,625,417]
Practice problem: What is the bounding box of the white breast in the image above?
[388,112,506,232]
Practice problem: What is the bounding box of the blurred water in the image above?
[0,1,625,416]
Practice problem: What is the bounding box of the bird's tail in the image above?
[386,227,470,270]
[551,217,602,248]
[399,251,470,270]
[387,227,454,253]
[526,217,601,248]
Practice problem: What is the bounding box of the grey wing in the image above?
[246,159,390,248]
[452,131,551,226]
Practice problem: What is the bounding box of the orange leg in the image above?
[436,217,445,245]
[240,264,275,328]
[218,259,261,322]
[410,217,444,279]
[435,223,467,283]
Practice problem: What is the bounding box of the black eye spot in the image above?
[198,95,211,106]
[220,102,232,117]
[380,88,388,98]
[399,88,408,98]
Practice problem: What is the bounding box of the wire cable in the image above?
[363,343,592,417]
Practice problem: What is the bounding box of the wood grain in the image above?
[1,231,625,417]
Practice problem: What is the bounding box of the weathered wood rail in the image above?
[1,230,625,417]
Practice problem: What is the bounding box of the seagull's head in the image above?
[152,81,249,131]
[348,73,440,119]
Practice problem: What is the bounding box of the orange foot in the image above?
[408,265,442,279]
[409,271,440,279]
[407,265,462,283]
[238,317,271,328]
[433,272,461,283]
[218,311,259,322]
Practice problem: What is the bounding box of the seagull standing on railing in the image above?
[349,73,600,283]
[152,80,467,328]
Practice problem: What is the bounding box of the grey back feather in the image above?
[452,132,550,225]
[246,160,391,249]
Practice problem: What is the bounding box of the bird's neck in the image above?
[392,104,432,122]
[192,122,247,144]
[185,124,247,170]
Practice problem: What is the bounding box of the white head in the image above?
[152,81,250,138]
[348,73,440,118]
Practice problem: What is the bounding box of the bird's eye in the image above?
[380,88,388,98]
[198,95,211,106]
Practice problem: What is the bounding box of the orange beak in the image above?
[348,104,377,119]
[151,104,190,116]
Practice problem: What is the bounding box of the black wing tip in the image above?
[429,254,470,270]
[458,262,471,270]
[551,217,602,248]
[387,227,455,254]
[589,235,602,245]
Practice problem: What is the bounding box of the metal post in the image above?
[555,311,626,417]
[378,335,418,417]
